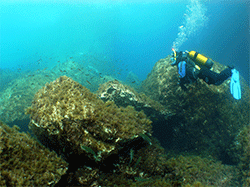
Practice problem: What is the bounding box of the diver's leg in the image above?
[214,67,232,85]
[197,68,218,84]
[198,67,233,85]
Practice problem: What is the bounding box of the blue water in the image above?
[0,0,249,85]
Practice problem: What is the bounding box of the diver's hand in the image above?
[171,57,177,66]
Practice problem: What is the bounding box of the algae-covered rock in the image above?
[26,76,152,162]
[98,143,239,187]
[97,80,176,149]
[64,166,100,186]
[231,124,250,186]
[141,56,250,160]
[0,59,114,124]
[0,73,55,123]
[96,80,171,118]
[0,121,68,186]
[164,155,239,186]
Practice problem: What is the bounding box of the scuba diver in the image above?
[170,49,241,100]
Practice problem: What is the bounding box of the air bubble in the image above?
[172,0,208,51]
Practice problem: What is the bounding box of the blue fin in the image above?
[178,61,186,78]
[230,69,241,100]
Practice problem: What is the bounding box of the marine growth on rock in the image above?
[26,76,152,162]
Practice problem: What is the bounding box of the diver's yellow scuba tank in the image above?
[188,51,214,69]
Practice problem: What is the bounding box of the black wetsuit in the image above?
[174,51,233,90]
[197,67,232,85]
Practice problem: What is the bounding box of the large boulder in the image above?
[26,76,152,162]
[96,80,174,148]
[0,121,68,186]
[141,56,250,161]
[96,80,170,117]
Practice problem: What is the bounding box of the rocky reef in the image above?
[23,75,241,186]
[0,121,68,186]
[1,54,249,186]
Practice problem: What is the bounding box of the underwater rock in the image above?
[99,140,239,187]
[0,73,56,123]
[65,166,100,186]
[231,124,250,186]
[164,155,239,186]
[96,80,171,118]
[23,75,241,186]
[0,121,68,186]
[26,76,152,162]
[140,56,250,160]
[96,80,175,149]
[0,59,115,124]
